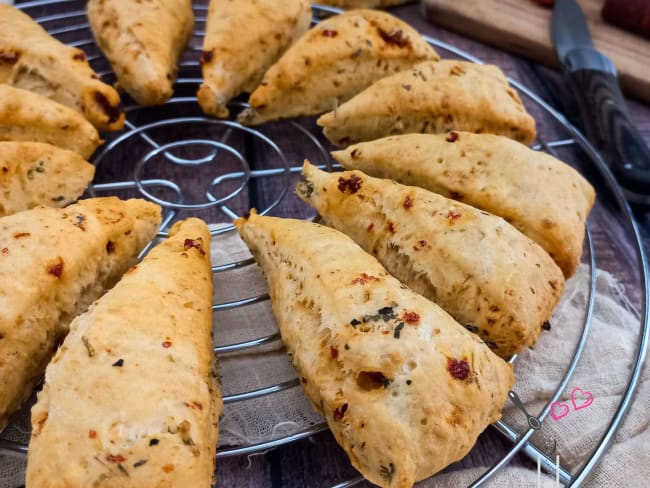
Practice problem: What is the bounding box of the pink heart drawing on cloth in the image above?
[571,387,594,410]
[550,401,570,421]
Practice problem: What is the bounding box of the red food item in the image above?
[330,346,339,359]
[88,430,97,439]
[402,311,420,324]
[403,195,414,209]
[351,273,378,285]
[446,210,462,222]
[602,0,650,39]
[447,358,471,380]
[322,29,338,38]
[200,50,213,64]
[337,174,363,194]
[446,131,459,143]
[333,403,348,421]
[162,340,172,348]
[106,454,126,463]
[184,238,206,256]
[47,259,64,278]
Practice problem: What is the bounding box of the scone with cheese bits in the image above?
[87,0,194,106]
[317,60,536,146]
[0,141,95,217]
[236,210,513,488]
[297,162,564,358]
[237,9,438,125]
[27,218,220,488]
[0,5,124,131]
[0,197,160,430]
[197,0,311,118]
[0,85,102,159]
[333,133,595,277]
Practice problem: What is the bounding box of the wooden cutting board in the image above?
[422,0,650,104]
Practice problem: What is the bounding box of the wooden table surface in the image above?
[6,1,650,487]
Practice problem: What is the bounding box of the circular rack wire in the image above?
[0,2,648,487]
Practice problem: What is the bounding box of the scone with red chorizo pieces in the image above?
[237,9,438,125]
[0,5,124,132]
[0,197,161,430]
[27,218,220,488]
[87,0,194,106]
[0,85,102,159]
[197,0,311,118]
[317,60,536,146]
[235,210,513,488]
[0,141,95,217]
[297,162,564,358]
[332,133,595,277]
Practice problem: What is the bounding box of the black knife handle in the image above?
[565,68,650,194]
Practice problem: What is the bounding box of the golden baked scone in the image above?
[0,5,124,132]
[333,133,595,277]
[0,85,103,159]
[197,0,311,118]
[235,210,513,488]
[87,0,194,106]
[0,197,161,430]
[297,162,564,358]
[0,141,95,217]
[27,218,220,488]
[237,9,439,125]
[317,60,537,147]
[319,0,411,7]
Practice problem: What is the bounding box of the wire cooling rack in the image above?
[0,1,648,487]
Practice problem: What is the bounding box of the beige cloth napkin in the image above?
[1,229,647,487]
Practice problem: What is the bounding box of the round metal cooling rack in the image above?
[0,2,648,487]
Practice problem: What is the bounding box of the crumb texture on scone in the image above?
[0,141,95,217]
[87,0,194,106]
[235,210,513,487]
[297,162,564,358]
[0,197,161,430]
[237,9,439,125]
[0,5,125,131]
[317,60,536,146]
[198,0,311,118]
[26,218,220,488]
[333,133,594,277]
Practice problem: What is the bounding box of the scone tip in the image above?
[234,208,258,228]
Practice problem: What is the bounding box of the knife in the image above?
[551,0,650,202]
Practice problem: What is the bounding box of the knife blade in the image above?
[551,0,650,202]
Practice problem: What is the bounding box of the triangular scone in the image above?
[237,9,439,125]
[0,142,95,217]
[317,60,537,147]
[0,5,124,132]
[0,85,102,159]
[27,219,220,488]
[197,0,311,118]
[333,133,595,278]
[319,0,410,6]
[297,162,564,358]
[235,211,513,487]
[87,0,194,106]
[0,197,161,429]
